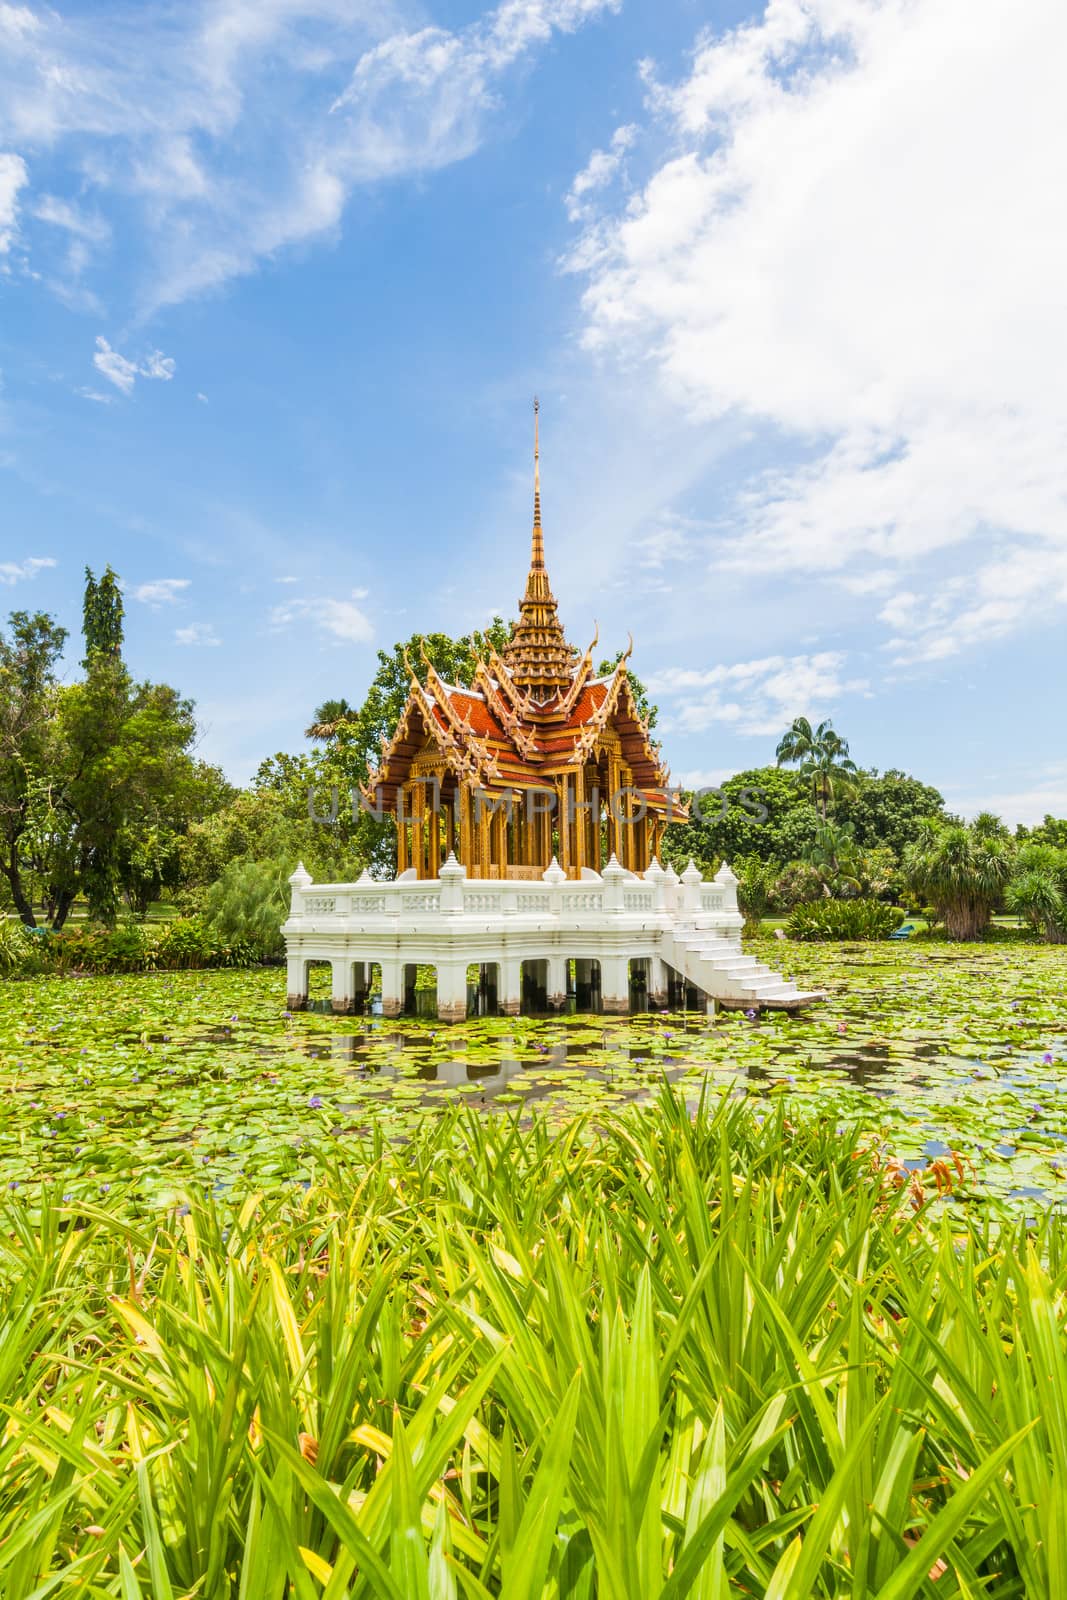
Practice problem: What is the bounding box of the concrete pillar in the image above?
[501,956,522,1016]
[331,958,352,1014]
[381,957,403,1018]
[649,954,668,1010]
[286,956,308,1011]
[547,954,567,1012]
[601,953,630,1015]
[436,961,468,1023]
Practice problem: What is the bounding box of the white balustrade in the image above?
[283,852,749,1020]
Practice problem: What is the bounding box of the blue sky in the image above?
[1,0,1065,822]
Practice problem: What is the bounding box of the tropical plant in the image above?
[903,819,1014,941]
[802,819,863,894]
[305,697,358,741]
[1006,844,1067,943]
[776,716,859,819]
[733,853,778,929]
[770,860,824,910]
[787,897,903,940]
[202,857,291,959]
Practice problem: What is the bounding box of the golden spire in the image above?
[501,397,578,703]
[532,396,544,566]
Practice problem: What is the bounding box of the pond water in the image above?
[2,940,1066,1203]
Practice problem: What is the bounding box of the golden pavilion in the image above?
[365,404,681,880]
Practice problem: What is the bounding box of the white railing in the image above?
[285,854,740,927]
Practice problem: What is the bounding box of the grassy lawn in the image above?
[2,943,1067,1593]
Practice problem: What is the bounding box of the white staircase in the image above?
[662,929,824,1011]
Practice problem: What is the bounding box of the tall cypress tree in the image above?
[82,565,124,666]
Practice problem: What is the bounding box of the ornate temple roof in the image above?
[366,404,675,813]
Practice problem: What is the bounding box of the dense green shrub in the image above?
[201,857,290,959]
[787,897,903,941]
[0,915,256,977]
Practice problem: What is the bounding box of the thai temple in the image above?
[369,402,673,882]
[282,406,822,1020]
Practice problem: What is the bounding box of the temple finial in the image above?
[531,396,544,566]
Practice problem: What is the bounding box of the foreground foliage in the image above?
[3,1093,1067,1597]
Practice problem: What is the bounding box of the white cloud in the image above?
[880,546,1067,664]
[0,555,56,584]
[92,337,138,394]
[648,650,869,736]
[175,621,220,646]
[0,150,27,253]
[32,192,109,241]
[0,0,618,311]
[271,587,374,643]
[92,336,177,395]
[569,0,1067,656]
[140,349,176,381]
[131,577,190,606]
[196,391,209,404]
[565,122,635,221]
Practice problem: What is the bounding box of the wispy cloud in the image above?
[0,150,27,253]
[0,555,56,584]
[271,587,374,643]
[565,122,634,222]
[648,652,870,737]
[130,577,190,606]
[92,336,176,394]
[567,0,1067,658]
[0,0,619,312]
[175,621,220,646]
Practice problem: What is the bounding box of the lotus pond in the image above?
[2,939,1066,1204]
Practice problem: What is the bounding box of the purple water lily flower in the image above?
[308,1095,324,1109]
[745,1009,757,1020]
[1044,1052,1055,1065]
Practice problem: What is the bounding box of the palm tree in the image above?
[776,717,859,819]
[903,820,1014,940]
[305,698,357,742]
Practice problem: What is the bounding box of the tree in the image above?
[82,565,124,665]
[305,698,357,742]
[0,610,68,926]
[972,810,1010,840]
[903,820,1014,940]
[837,769,946,856]
[1006,843,1067,943]
[776,717,859,819]
[665,766,820,873]
[1016,815,1067,847]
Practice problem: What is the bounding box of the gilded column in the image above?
[574,766,586,876]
